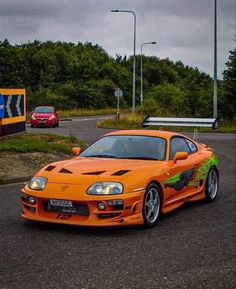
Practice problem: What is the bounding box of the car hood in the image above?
[36,157,166,185]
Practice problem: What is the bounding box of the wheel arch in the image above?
[209,164,219,179]
[146,180,164,205]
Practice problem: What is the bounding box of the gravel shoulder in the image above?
[0,151,69,182]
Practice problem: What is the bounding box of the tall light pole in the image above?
[213,0,217,118]
[140,41,156,107]
[111,9,136,113]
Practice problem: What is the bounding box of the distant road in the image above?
[27,114,116,144]
[27,114,236,144]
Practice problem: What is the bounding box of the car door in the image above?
[165,136,200,202]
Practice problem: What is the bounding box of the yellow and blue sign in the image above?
[0,89,26,136]
[0,94,4,118]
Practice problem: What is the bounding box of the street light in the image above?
[213,0,217,118]
[140,41,156,107]
[111,9,136,113]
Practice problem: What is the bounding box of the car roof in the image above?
[105,130,183,139]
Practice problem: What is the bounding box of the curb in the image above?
[0,176,31,185]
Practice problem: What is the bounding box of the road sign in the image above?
[3,94,24,118]
[114,88,123,98]
[0,94,4,118]
[114,88,123,123]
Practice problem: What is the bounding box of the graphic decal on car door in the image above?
[164,154,218,191]
[165,168,196,191]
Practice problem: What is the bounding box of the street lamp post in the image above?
[111,9,136,113]
[140,42,156,107]
[213,0,218,118]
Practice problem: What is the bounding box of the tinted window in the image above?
[170,137,191,160]
[80,135,167,161]
[185,139,198,153]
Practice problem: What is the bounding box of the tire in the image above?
[142,183,162,228]
[205,167,219,202]
[31,124,34,128]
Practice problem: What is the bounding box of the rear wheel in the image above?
[142,183,162,228]
[205,167,218,202]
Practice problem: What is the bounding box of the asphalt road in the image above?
[27,115,116,144]
[0,116,235,289]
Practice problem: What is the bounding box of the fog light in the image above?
[28,196,36,205]
[98,202,106,210]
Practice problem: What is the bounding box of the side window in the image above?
[170,137,191,160]
[185,139,198,153]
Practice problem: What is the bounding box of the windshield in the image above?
[80,135,166,160]
[34,107,54,113]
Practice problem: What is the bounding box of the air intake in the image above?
[82,171,106,175]
[45,165,56,171]
[59,168,72,174]
[112,170,130,176]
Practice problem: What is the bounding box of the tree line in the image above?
[0,39,235,119]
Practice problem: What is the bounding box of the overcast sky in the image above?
[0,0,235,78]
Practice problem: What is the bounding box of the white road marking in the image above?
[72,116,111,122]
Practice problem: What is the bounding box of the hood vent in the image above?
[82,171,106,175]
[59,168,73,174]
[112,170,130,176]
[45,165,56,171]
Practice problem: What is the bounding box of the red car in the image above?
[30,106,59,128]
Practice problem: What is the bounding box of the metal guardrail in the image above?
[142,116,219,140]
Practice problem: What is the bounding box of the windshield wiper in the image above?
[124,156,160,160]
[84,154,118,158]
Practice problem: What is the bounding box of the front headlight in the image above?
[87,182,123,195]
[29,176,48,190]
[31,115,36,120]
[49,115,55,120]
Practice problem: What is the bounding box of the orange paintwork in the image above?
[21,130,219,227]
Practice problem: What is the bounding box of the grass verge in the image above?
[97,114,236,133]
[0,132,85,154]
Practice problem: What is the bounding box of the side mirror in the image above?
[173,151,188,163]
[72,147,81,156]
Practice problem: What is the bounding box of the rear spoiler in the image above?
[142,116,219,140]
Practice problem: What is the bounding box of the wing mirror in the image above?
[72,147,81,156]
[173,152,188,163]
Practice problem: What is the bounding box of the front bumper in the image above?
[21,189,145,226]
[30,118,57,127]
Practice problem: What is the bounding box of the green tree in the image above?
[222,47,236,118]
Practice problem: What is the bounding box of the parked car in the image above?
[30,106,59,128]
[21,130,219,228]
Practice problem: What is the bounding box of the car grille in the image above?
[43,201,89,216]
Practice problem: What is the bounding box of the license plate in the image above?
[39,120,46,123]
[49,199,73,207]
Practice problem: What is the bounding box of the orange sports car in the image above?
[21,130,219,228]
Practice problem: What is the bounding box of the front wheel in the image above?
[142,183,162,228]
[205,167,219,202]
